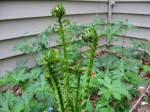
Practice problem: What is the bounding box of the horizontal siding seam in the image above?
[0,0,108,1]
[0,43,107,60]
[116,35,150,40]
[1,23,149,42]
[115,0,150,3]
[112,12,150,16]
[0,12,108,21]
[0,13,108,41]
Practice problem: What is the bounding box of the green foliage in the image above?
[86,99,93,112]
[0,65,55,112]
[8,69,29,86]
[90,41,146,111]
[132,39,150,59]
[0,90,15,112]
[132,39,150,52]
[98,75,132,101]
[142,65,150,72]
[13,26,54,55]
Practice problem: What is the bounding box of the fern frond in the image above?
[81,28,98,110]
[43,49,65,112]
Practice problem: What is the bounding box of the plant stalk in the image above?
[58,18,70,94]
[75,73,81,112]
[121,31,127,56]
[47,65,65,112]
[58,18,75,112]
[82,46,96,109]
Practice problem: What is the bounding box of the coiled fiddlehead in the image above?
[52,4,66,20]
[43,49,65,112]
[81,28,98,110]
[82,27,98,48]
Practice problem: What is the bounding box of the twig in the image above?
[32,54,38,65]
[145,50,150,55]
[129,80,150,112]
[121,31,127,56]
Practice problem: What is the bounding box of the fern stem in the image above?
[82,46,96,108]
[47,65,65,112]
[58,18,70,94]
[58,18,74,112]
[41,84,47,106]
[75,73,81,112]
[58,18,75,112]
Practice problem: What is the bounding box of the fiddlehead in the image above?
[52,4,66,20]
[81,28,98,110]
[43,49,65,112]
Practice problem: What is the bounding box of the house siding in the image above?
[111,1,150,46]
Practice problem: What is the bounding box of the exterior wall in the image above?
[0,1,108,75]
[111,0,150,46]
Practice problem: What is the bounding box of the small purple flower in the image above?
[48,107,53,112]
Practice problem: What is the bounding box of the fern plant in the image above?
[43,49,65,112]
[52,4,73,111]
[81,28,99,110]
[42,4,99,112]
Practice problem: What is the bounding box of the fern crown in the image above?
[82,27,98,47]
[51,4,66,19]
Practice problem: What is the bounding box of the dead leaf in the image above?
[137,86,145,94]
[91,72,96,78]
[138,102,150,112]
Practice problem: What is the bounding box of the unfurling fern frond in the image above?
[51,4,75,112]
[51,4,66,20]
[43,49,65,112]
[81,28,99,110]
[82,28,98,45]
[43,4,99,112]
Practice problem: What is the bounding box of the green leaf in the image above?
[30,67,42,79]
[98,75,132,101]
[0,90,15,112]
[97,106,115,112]
[142,65,150,72]
[13,103,24,112]
[96,100,108,108]
[9,69,29,86]
[86,100,93,112]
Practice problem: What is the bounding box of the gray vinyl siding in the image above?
[111,1,150,46]
[0,1,108,75]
